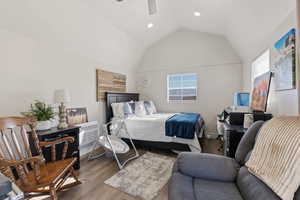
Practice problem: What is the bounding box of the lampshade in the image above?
[54,89,71,103]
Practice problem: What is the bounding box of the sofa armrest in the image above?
[177,152,239,182]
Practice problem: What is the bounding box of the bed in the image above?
[105,92,204,152]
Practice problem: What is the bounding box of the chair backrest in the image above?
[235,120,300,199]
[235,121,265,165]
[0,117,43,186]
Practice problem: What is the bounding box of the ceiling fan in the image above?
[116,0,158,15]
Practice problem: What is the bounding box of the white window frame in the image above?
[167,73,198,103]
[251,49,271,84]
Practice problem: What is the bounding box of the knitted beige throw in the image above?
[246,117,300,200]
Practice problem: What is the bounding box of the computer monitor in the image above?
[250,72,272,112]
[234,92,250,107]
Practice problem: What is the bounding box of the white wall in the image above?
[241,10,298,116]
[0,0,143,124]
[226,0,295,63]
[138,30,243,134]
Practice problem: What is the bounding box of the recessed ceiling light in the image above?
[147,23,154,29]
[194,11,201,17]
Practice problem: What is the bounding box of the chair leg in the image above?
[70,167,81,183]
[57,167,81,192]
[50,187,57,200]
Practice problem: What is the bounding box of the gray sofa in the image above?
[169,121,300,200]
[0,172,12,199]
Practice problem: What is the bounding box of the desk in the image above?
[219,108,273,158]
[224,123,246,158]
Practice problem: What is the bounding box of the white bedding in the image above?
[111,113,202,152]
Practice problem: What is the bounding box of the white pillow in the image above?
[144,101,157,115]
[123,102,134,117]
[111,103,125,118]
[150,101,157,114]
[135,101,147,116]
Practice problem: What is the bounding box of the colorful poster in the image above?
[274,29,296,91]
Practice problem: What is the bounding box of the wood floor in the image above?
[36,139,223,200]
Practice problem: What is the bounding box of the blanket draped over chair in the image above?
[246,116,300,200]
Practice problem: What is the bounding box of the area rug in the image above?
[104,152,176,200]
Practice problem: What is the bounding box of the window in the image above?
[252,49,270,83]
[167,73,197,102]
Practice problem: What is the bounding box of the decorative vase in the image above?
[36,120,52,131]
[50,119,58,128]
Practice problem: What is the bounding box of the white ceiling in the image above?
[86,0,295,61]
[226,0,296,61]
[0,0,295,63]
[87,0,233,47]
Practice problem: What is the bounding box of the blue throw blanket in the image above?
[166,113,201,139]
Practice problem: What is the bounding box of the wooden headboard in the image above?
[105,92,139,122]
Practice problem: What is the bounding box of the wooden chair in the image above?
[0,117,81,200]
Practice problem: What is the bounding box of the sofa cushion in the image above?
[193,178,243,200]
[237,167,281,200]
[168,172,196,200]
[295,188,300,200]
[172,158,179,173]
[177,152,239,182]
[235,121,265,165]
[0,173,12,198]
[244,150,252,163]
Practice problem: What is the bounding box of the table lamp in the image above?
[54,89,71,129]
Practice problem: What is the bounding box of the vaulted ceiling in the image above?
[0,0,295,64]
[88,0,232,47]
[88,0,295,61]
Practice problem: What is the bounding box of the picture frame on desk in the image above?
[66,107,88,126]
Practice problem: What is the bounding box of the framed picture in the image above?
[96,69,126,101]
[251,72,272,112]
[66,107,88,125]
[274,28,296,91]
